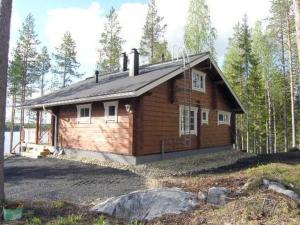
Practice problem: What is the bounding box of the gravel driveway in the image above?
[4,157,145,205]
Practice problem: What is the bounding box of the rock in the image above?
[263,179,300,205]
[197,191,207,202]
[207,187,228,206]
[91,187,198,222]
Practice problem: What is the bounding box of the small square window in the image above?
[218,111,231,125]
[77,104,91,123]
[192,70,206,92]
[104,101,118,122]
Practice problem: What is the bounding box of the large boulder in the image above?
[263,179,300,205]
[207,187,228,206]
[91,187,198,222]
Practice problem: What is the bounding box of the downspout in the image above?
[42,105,58,150]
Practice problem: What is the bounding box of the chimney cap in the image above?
[131,48,139,54]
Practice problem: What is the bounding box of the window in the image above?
[192,69,206,92]
[76,104,91,123]
[218,110,231,125]
[104,101,118,122]
[179,105,198,136]
[201,108,209,125]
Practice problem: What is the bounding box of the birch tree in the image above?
[0,0,13,202]
[184,0,217,57]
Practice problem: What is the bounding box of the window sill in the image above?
[192,87,205,93]
[218,122,230,126]
[77,118,91,124]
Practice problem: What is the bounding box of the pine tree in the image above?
[184,0,217,57]
[16,13,40,144]
[140,0,168,64]
[8,48,23,153]
[269,0,297,149]
[36,46,51,97]
[52,31,82,88]
[97,7,123,73]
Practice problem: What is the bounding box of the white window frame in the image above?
[76,104,92,124]
[218,110,231,125]
[104,101,119,122]
[179,105,198,136]
[192,69,206,93]
[201,108,209,125]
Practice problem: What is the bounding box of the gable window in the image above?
[201,108,209,125]
[218,110,231,125]
[77,104,92,123]
[104,101,118,122]
[179,105,198,136]
[192,69,206,92]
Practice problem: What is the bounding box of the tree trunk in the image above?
[272,101,277,153]
[280,19,289,152]
[294,0,300,65]
[0,0,13,202]
[287,14,297,148]
[9,94,16,153]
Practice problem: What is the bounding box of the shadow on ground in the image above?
[198,152,300,174]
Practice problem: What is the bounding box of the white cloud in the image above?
[44,0,271,73]
[45,2,105,75]
[118,3,147,52]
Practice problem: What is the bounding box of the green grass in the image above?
[92,215,107,225]
[50,214,82,225]
[26,217,42,225]
[247,163,300,194]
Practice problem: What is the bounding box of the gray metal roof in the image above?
[23,52,245,113]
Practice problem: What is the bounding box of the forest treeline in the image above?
[7,0,300,153]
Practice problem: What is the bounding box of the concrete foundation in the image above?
[62,145,233,165]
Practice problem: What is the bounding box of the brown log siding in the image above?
[57,100,133,155]
[137,66,234,156]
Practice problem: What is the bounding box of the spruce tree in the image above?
[140,0,169,64]
[97,7,123,73]
[52,31,82,88]
[184,0,217,57]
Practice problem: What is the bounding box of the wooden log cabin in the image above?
[23,50,245,164]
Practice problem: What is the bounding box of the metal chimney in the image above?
[121,52,128,72]
[129,48,139,77]
[95,70,99,83]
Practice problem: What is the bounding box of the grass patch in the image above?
[247,163,300,194]
[49,214,82,225]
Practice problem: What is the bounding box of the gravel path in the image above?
[4,157,145,205]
